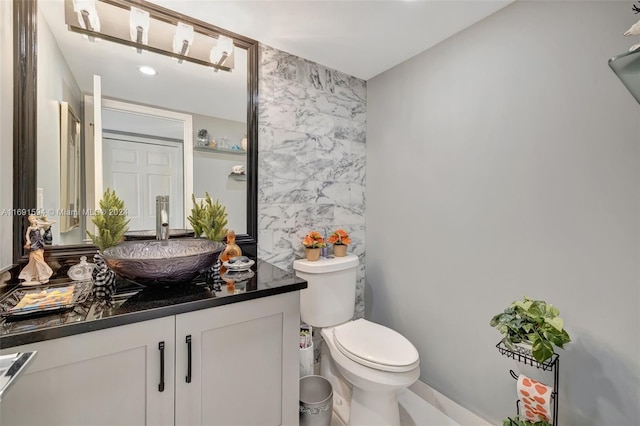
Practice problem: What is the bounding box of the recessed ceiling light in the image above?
[138,65,157,76]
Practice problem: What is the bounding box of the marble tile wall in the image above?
[257,44,366,318]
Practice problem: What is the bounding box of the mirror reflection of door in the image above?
[97,98,193,233]
[102,135,184,231]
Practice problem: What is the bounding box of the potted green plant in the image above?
[86,188,130,251]
[86,188,129,301]
[490,296,571,363]
[187,193,228,241]
[504,415,552,426]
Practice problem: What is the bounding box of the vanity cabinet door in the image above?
[174,291,300,426]
[0,316,175,426]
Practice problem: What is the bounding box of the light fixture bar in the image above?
[173,23,194,65]
[212,52,228,73]
[64,0,235,71]
[130,7,150,54]
[67,25,232,71]
[180,40,189,56]
[136,26,144,49]
[72,0,100,41]
[178,41,189,63]
[80,10,92,31]
[210,35,234,72]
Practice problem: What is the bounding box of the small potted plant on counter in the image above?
[302,231,325,261]
[86,188,130,302]
[328,228,351,257]
[86,188,130,251]
[490,295,571,364]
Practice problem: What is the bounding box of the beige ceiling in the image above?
[148,0,514,81]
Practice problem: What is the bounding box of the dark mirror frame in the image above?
[12,0,258,275]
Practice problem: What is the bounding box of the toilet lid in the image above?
[332,319,419,373]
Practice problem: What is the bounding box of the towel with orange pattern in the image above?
[517,374,552,423]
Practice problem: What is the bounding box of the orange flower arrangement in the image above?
[328,229,351,246]
[302,231,325,248]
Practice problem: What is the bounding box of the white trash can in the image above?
[299,375,333,426]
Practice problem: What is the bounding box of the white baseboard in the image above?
[409,380,493,426]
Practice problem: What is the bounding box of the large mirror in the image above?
[13,0,258,266]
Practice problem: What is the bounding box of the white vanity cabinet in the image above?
[175,291,300,426]
[0,291,300,426]
[0,316,176,426]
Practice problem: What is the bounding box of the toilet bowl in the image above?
[293,254,421,426]
[321,319,420,426]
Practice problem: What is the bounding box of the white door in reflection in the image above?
[103,137,183,231]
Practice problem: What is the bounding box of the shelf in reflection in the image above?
[194,146,246,155]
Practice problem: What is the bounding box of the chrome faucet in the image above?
[156,195,170,240]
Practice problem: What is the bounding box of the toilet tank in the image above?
[293,254,359,327]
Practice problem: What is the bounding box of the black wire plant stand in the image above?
[496,339,559,426]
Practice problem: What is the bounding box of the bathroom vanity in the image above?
[0,260,306,426]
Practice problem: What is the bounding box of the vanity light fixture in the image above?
[209,35,234,72]
[130,7,150,54]
[138,65,157,76]
[64,0,233,72]
[173,23,194,64]
[72,0,99,41]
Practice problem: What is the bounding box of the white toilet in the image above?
[293,254,420,426]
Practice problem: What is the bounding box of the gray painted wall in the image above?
[37,9,83,246]
[192,113,247,234]
[366,1,639,425]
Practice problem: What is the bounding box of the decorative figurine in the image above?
[197,129,209,146]
[219,230,242,264]
[624,6,640,51]
[18,214,54,285]
[39,215,56,245]
[91,254,116,302]
[43,226,53,245]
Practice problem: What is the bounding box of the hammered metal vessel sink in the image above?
[101,238,225,284]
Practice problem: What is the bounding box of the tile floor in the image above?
[329,388,460,426]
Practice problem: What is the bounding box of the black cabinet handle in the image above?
[158,341,165,392]
[186,335,192,383]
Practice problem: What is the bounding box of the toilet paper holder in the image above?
[497,340,559,426]
[509,370,556,425]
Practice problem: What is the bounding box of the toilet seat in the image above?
[332,319,420,373]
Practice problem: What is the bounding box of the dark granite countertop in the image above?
[0,259,306,349]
